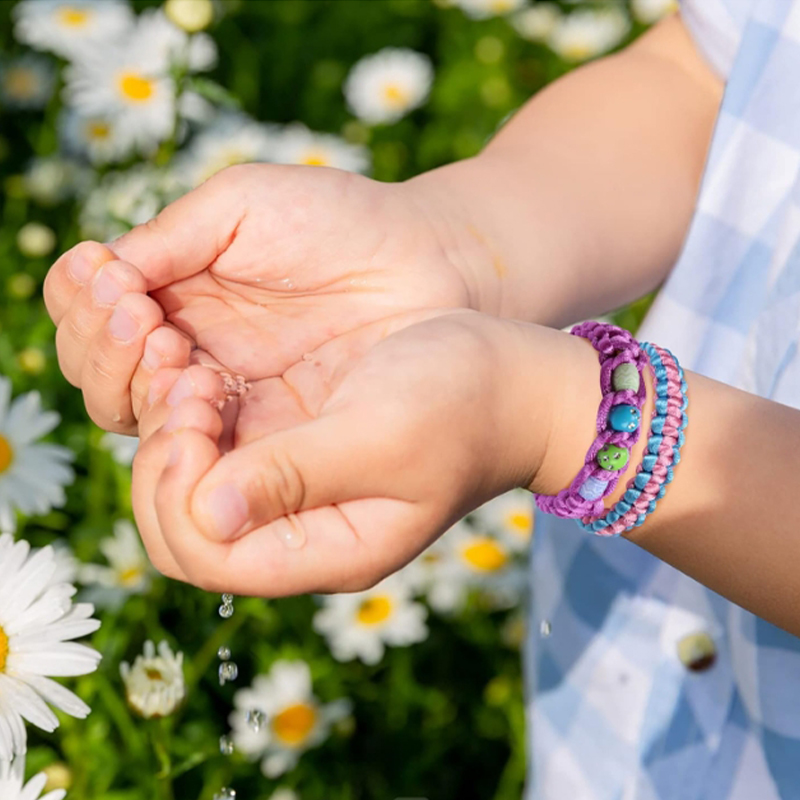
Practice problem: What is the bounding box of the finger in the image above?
[137,364,227,442]
[43,241,116,326]
[55,259,148,387]
[109,165,255,290]
[189,407,401,544]
[80,293,164,433]
[130,326,193,422]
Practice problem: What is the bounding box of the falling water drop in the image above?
[221,593,234,604]
[539,619,552,638]
[213,789,236,800]
[218,646,231,661]
[219,660,239,686]
[219,735,235,756]
[246,708,266,733]
[219,604,234,619]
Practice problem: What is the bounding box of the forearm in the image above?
[534,332,800,637]
[408,15,723,327]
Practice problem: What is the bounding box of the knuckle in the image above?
[250,448,306,518]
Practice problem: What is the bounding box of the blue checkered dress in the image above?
[525,2,800,798]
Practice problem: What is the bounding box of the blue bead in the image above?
[578,475,609,501]
[608,404,641,432]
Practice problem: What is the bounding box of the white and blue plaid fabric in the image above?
[525,2,800,798]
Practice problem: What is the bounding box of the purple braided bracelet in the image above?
[533,320,648,518]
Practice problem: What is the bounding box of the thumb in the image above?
[108,166,253,291]
[189,407,402,542]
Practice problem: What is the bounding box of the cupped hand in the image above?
[43,164,477,434]
[130,311,568,596]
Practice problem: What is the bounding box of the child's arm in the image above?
[44,14,722,437]
[410,13,723,326]
[537,335,800,636]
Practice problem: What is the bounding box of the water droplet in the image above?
[217,646,231,661]
[246,708,266,732]
[219,603,234,619]
[221,593,234,605]
[539,619,552,638]
[219,661,239,686]
[219,735,235,756]
[273,513,307,550]
[213,789,236,800]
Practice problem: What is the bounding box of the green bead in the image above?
[596,443,629,472]
[612,363,640,392]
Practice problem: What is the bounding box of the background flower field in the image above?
[0,1,668,798]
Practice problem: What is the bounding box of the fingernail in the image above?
[92,267,125,306]
[108,305,141,342]
[67,252,95,284]
[206,483,249,540]
[163,407,182,433]
[143,339,164,370]
[167,373,196,407]
[167,439,182,467]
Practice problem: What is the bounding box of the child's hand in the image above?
[129,310,572,595]
[43,164,484,435]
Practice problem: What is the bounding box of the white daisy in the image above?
[468,489,533,553]
[77,520,154,606]
[408,520,526,613]
[0,534,101,760]
[60,108,135,165]
[120,640,185,719]
[313,574,428,665]
[98,432,139,467]
[64,47,176,156]
[78,166,173,241]
[16,223,57,259]
[344,48,433,126]
[0,378,74,535]
[130,8,218,74]
[0,757,67,800]
[268,790,300,800]
[172,114,276,189]
[511,2,561,42]
[50,541,79,585]
[0,55,55,110]
[548,8,631,63]
[12,0,134,60]
[272,124,370,174]
[452,0,529,20]
[24,156,88,206]
[230,660,350,778]
[631,0,678,24]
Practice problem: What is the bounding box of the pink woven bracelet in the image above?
[584,344,685,535]
[533,321,649,519]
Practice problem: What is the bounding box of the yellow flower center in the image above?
[490,0,514,12]
[58,7,91,28]
[0,435,14,474]
[4,68,38,99]
[382,83,411,108]
[118,567,144,587]
[357,596,393,625]
[118,72,155,103]
[0,624,8,672]
[300,151,330,167]
[507,510,532,536]
[87,121,111,140]
[561,42,595,62]
[145,667,164,681]
[271,703,317,746]
[462,538,508,572]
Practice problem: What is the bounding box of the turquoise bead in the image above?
[612,363,639,392]
[608,404,641,432]
[578,475,608,501]
[596,443,629,472]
